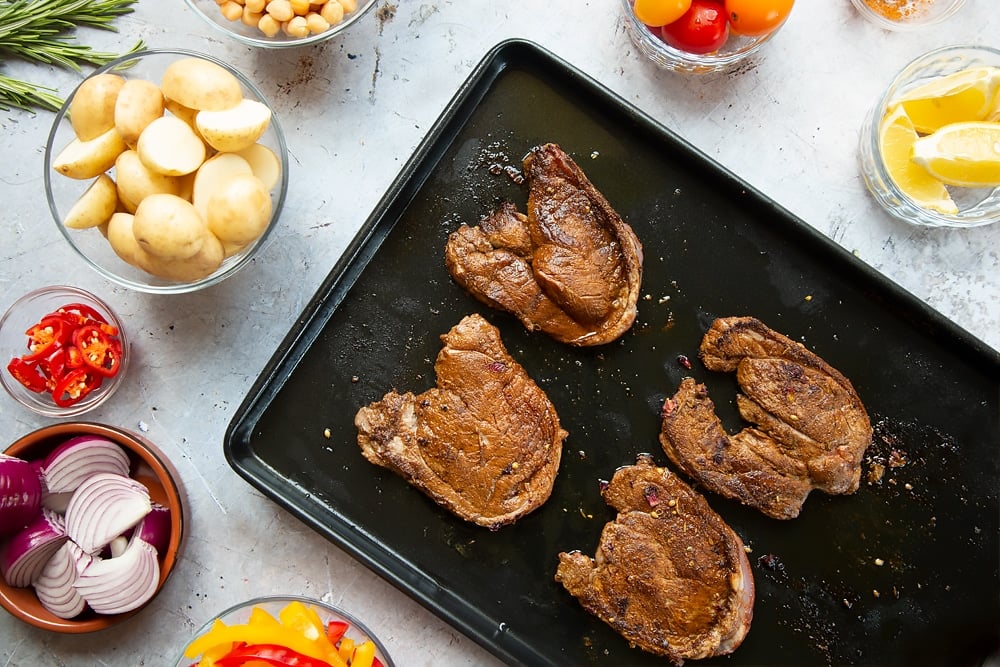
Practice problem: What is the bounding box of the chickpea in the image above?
[283,14,309,37]
[320,0,343,24]
[337,0,357,13]
[265,0,294,22]
[241,7,264,25]
[290,0,311,15]
[305,11,330,33]
[219,1,243,20]
[257,13,281,36]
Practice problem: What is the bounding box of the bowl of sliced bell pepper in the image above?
[176,595,394,667]
[0,285,129,417]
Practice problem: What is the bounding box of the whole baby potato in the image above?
[63,173,118,229]
[52,126,127,180]
[206,174,273,245]
[161,58,243,112]
[142,232,224,282]
[136,116,207,176]
[132,193,207,260]
[115,149,185,213]
[114,78,165,147]
[70,73,125,141]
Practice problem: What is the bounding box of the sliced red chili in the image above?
[6,358,47,393]
[22,316,70,361]
[214,644,335,667]
[52,368,101,407]
[59,302,109,325]
[73,324,120,377]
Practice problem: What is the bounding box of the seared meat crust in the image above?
[445,143,642,346]
[354,314,567,529]
[556,454,754,664]
[660,316,873,520]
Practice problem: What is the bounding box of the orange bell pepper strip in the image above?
[350,640,377,667]
[184,624,348,667]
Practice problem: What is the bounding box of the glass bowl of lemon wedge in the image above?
[859,44,1000,228]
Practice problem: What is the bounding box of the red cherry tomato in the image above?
[660,0,729,55]
[724,0,794,36]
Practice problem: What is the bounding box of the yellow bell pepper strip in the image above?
[336,638,354,662]
[349,640,377,667]
[183,624,348,667]
[214,644,337,666]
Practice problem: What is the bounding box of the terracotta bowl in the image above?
[0,422,186,632]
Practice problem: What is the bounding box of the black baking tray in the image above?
[225,39,1000,666]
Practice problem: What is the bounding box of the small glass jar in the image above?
[858,45,1000,228]
[621,0,787,74]
[850,0,966,31]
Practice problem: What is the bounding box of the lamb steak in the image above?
[354,313,567,529]
[445,143,643,346]
[556,454,754,664]
[660,316,873,520]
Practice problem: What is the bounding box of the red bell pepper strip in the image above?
[325,620,348,644]
[214,644,336,667]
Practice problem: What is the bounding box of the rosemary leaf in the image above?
[0,72,62,111]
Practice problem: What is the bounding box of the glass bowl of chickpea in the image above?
[183,0,378,47]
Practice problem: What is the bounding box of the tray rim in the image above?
[224,37,1000,667]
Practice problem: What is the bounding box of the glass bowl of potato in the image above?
[43,49,288,294]
[183,0,378,48]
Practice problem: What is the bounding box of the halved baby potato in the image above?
[52,126,128,179]
[69,73,125,141]
[141,232,224,282]
[115,149,185,213]
[136,116,207,176]
[161,58,243,112]
[106,211,149,268]
[114,79,165,148]
[234,143,282,190]
[196,99,272,153]
[191,152,253,218]
[63,173,118,229]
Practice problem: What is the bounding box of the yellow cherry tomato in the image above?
[633,0,693,27]
[724,0,794,36]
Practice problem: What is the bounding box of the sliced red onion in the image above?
[64,473,151,554]
[0,508,67,587]
[74,536,160,614]
[134,503,171,555]
[34,541,91,619]
[0,454,44,539]
[42,436,130,495]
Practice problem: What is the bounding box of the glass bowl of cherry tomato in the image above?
[622,0,795,74]
[0,285,129,417]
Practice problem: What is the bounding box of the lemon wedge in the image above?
[892,66,1000,134]
[878,105,958,214]
[911,121,1000,188]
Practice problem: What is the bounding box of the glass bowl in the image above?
[850,0,966,31]
[621,0,790,74]
[0,285,130,417]
[44,49,289,294]
[174,595,395,666]
[0,422,187,633]
[858,44,1000,228]
[183,0,378,48]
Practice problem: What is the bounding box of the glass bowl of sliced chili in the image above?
[0,285,129,417]
[175,595,395,667]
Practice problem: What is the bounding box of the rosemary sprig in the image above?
[0,0,143,112]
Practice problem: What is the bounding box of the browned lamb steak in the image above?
[445,143,643,346]
[354,313,567,529]
[556,454,754,665]
[660,316,873,520]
